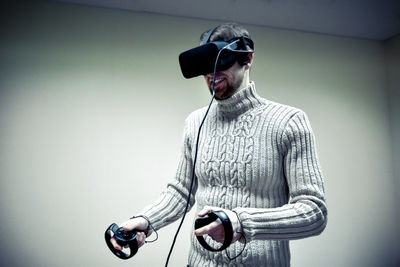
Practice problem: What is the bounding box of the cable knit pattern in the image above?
[140,82,327,266]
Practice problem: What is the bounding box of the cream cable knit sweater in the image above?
[141,82,327,266]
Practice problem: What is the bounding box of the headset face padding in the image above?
[179,36,254,79]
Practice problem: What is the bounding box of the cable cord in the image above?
[164,43,237,267]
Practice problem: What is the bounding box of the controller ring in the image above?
[104,223,139,259]
[194,210,233,252]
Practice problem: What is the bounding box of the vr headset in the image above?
[179,28,254,79]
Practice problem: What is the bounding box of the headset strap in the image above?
[202,27,217,45]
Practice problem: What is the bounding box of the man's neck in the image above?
[237,73,250,94]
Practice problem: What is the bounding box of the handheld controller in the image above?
[194,210,233,252]
[104,223,139,259]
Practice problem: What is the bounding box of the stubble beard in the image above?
[209,72,245,100]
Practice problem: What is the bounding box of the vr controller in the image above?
[105,211,234,260]
[195,210,233,252]
[104,223,139,260]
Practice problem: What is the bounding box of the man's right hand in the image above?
[110,216,149,250]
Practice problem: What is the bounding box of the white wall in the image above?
[385,34,400,258]
[0,1,398,266]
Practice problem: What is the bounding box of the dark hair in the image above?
[199,22,253,66]
[199,22,251,44]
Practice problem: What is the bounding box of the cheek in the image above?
[230,71,241,85]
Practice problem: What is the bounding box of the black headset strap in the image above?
[195,210,233,252]
[203,27,254,53]
[227,36,254,52]
[202,27,217,45]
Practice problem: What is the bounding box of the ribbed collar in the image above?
[216,81,264,116]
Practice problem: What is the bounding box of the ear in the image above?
[245,53,254,70]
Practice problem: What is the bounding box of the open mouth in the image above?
[211,77,225,88]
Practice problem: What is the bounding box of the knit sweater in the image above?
[141,82,327,266]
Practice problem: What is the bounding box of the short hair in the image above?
[199,22,252,44]
[199,22,254,66]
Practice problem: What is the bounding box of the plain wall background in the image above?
[0,1,399,266]
[385,35,400,234]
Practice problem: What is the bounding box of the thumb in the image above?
[120,217,148,232]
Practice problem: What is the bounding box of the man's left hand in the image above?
[194,206,242,244]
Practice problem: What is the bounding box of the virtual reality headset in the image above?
[179,35,254,79]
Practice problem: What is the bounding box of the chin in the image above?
[215,93,231,100]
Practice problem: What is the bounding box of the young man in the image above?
[111,23,327,266]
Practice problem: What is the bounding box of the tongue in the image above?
[214,79,226,89]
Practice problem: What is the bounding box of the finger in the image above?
[199,225,225,243]
[136,232,146,247]
[110,237,123,251]
[194,220,221,236]
[209,234,225,243]
[197,206,214,217]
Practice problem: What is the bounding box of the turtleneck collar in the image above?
[215,81,264,116]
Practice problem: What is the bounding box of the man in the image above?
[110,22,327,266]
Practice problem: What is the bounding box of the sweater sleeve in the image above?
[139,115,198,232]
[234,111,327,240]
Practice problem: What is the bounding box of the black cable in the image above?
[164,42,237,267]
